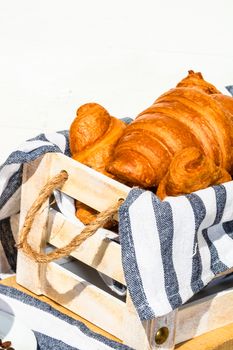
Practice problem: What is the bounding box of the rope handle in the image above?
[17,170,124,263]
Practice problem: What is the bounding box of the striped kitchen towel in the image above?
[226,85,233,95]
[0,131,71,273]
[0,284,131,350]
[119,185,233,320]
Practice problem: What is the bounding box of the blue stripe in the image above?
[34,331,79,350]
[120,117,133,125]
[223,220,233,239]
[202,228,228,274]
[186,193,206,293]
[0,132,70,211]
[202,184,228,275]
[1,145,62,167]
[212,185,226,225]
[28,130,70,157]
[151,195,182,309]
[226,85,233,96]
[0,131,70,169]
[119,188,155,321]
[0,167,22,211]
[27,132,53,142]
[0,217,17,271]
[0,285,132,350]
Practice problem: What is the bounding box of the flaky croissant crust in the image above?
[69,71,233,209]
[69,102,126,223]
[107,71,233,196]
[70,102,126,175]
[156,147,231,199]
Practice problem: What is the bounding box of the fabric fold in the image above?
[119,184,233,320]
[0,285,131,350]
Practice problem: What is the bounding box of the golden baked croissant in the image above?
[176,70,222,94]
[69,102,126,223]
[107,71,233,197]
[156,147,231,199]
[70,102,126,175]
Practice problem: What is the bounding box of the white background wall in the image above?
[0,0,233,163]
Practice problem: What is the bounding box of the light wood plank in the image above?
[122,292,152,349]
[122,292,177,350]
[16,155,52,294]
[176,322,233,350]
[10,213,20,242]
[152,311,177,350]
[47,209,125,284]
[176,287,233,344]
[42,262,125,339]
[0,276,122,343]
[48,152,130,212]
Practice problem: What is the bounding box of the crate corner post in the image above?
[16,153,53,295]
[122,292,177,350]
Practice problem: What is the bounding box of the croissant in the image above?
[70,102,126,175]
[156,147,231,199]
[69,102,126,223]
[107,71,233,197]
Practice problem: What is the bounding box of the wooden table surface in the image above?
[1,276,233,350]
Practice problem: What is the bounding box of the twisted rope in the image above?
[17,170,123,263]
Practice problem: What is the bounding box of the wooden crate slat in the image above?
[176,287,233,344]
[48,152,130,212]
[16,155,52,294]
[122,292,177,350]
[42,262,125,339]
[47,209,126,285]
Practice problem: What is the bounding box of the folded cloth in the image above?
[0,131,71,272]
[119,185,233,319]
[0,284,131,350]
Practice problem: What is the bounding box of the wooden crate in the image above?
[16,152,233,350]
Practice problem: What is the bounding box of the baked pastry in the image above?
[107,71,233,196]
[69,102,126,223]
[176,70,222,94]
[70,102,126,175]
[156,147,231,199]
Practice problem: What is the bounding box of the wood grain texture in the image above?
[16,155,52,294]
[47,209,125,284]
[122,292,153,350]
[176,287,233,344]
[41,262,125,339]
[2,277,233,349]
[175,323,233,350]
[122,292,177,350]
[48,152,130,213]
[0,276,121,342]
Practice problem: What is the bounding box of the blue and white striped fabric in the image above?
[119,185,233,320]
[226,85,233,95]
[0,284,131,350]
[0,131,71,273]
